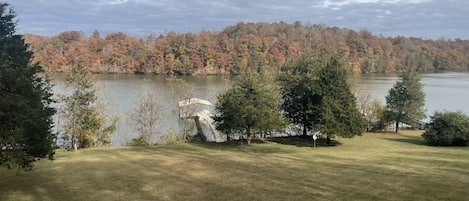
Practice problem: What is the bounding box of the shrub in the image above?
[422,111,469,146]
[129,135,149,146]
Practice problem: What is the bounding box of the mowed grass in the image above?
[1,131,469,201]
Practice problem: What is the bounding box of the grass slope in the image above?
[1,131,468,201]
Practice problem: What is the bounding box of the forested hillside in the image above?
[25,22,469,75]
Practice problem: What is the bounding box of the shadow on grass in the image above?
[192,139,298,154]
[384,135,426,146]
[267,136,342,148]
[124,139,293,155]
[123,137,340,155]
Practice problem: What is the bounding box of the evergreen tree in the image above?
[0,3,56,171]
[385,70,426,132]
[316,56,367,144]
[60,65,114,150]
[278,56,322,136]
[422,111,469,146]
[213,75,287,144]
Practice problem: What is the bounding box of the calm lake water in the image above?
[351,72,469,116]
[51,72,469,145]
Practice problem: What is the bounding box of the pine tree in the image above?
[60,65,114,150]
[213,75,287,144]
[0,3,56,171]
[316,56,367,144]
[385,70,426,132]
[278,56,322,136]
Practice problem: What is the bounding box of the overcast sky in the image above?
[7,0,469,39]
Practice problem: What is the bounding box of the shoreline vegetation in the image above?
[25,22,469,75]
[2,131,469,201]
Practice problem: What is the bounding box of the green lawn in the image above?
[1,131,468,201]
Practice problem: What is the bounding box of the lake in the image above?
[50,72,469,145]
[351,72,469,115]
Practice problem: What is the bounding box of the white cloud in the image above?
[316,0,432,8]
[97,0,129,6]
[9,0,468,39]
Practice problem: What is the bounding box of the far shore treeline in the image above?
[25,22,469,75]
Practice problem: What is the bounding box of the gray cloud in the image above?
[8,0,469,39]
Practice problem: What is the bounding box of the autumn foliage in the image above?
[25,22,469,75]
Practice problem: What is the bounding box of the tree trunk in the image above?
[246,128,251,145]
[326,134,331,145]
[395,118,400,133]
[72,137,78,151]
[303,125,307,137]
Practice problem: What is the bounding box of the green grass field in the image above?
[1,131,468,201]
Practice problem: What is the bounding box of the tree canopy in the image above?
[60,65,115,150]
[278,55,322,136]
[24,22,469,75]
[315,56,367,144]
[385,70,426,132]
[213,75,287,144]
[422,111,469,146]
[0,3,56,171]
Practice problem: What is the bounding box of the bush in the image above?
[129,135,149,146]
[422,111,469,146]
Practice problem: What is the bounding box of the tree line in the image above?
[25,22,469,75]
